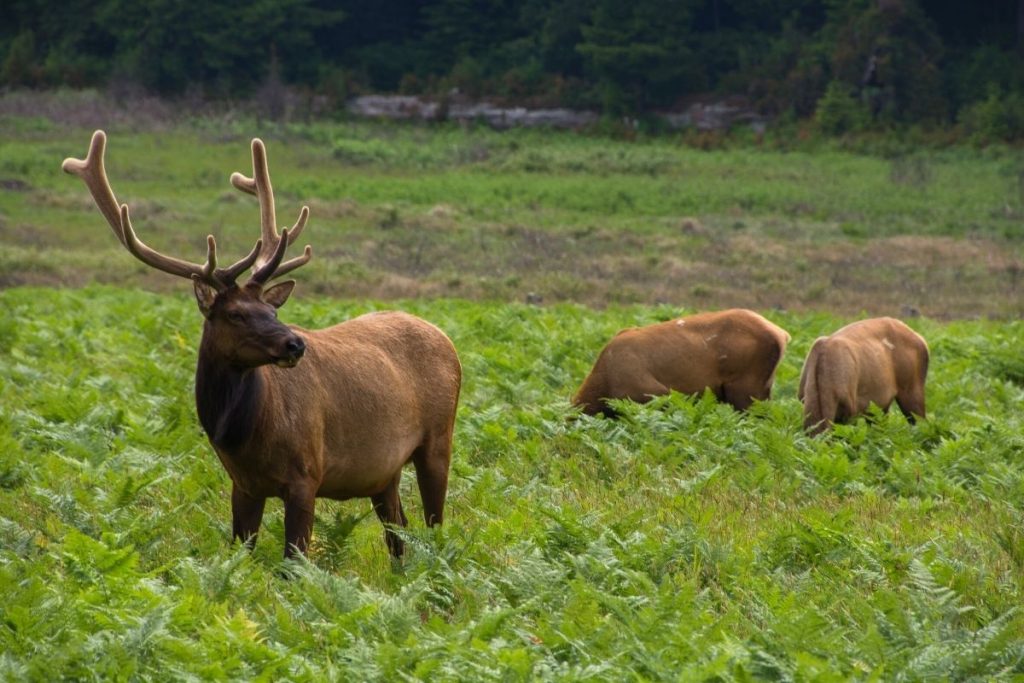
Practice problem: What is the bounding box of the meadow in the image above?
[1,102,1024,678]
[1,288,1023,679]
[1,105,1023,316]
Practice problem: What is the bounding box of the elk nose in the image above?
[286,337,305,358]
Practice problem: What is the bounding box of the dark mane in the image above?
[194,331,263,451]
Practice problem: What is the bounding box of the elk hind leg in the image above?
[895,386,926,424]
[804,386,841,436]
[232,483,266,549]
[722,376,773,411]
[412,433,453,528]
[371,473,409,558]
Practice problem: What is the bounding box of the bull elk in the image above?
[62,131,461,559]
[798,317,928,435]
[572,309,790,417]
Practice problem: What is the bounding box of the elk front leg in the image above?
[283,482,316,558]
[232,483,266,549]
[371,474,409,558]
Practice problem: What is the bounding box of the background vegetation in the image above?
[2,111,1023,317]
[3,0,1024,138]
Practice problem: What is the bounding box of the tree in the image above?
[1,31,38,87]
[99,0,340,95]
[826,0,947,123]
[577,0,703,114]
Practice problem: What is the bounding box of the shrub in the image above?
[1,31,41,87]
[332,137,395,165]
[958,89,1024,144]
[815,80,871,136]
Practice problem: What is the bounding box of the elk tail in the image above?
[800,339,829,434]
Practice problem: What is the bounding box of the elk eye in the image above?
[227,311,245,324]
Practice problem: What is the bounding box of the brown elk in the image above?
[572,309,790,417]
[62,131,461,559]
[798,317,928,435]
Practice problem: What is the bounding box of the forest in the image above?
[2,0,1024,138]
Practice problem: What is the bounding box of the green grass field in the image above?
[2,111,1023,316]
[1,103,1024,678]
[1,287,1023,679]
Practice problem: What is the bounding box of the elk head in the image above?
[62,131,313,369]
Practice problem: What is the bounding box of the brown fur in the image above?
[573,309,790,416]
[63,131,461,559]
[198,300,461,559]
[798,317,928,435]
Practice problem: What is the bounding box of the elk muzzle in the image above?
[275,334,306,368]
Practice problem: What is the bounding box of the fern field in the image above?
[1,286,1022,680]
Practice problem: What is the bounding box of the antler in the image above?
[230,138,312,284]
[62,130,262,289]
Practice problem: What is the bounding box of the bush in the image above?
[945,45,1024,114]
[332,138,396,165]
[958,89,1024,144]
[2,31,41,87]
[815,81,871,135]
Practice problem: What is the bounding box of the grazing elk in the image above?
[798,317,928,435]
[573,309,790,417]
[63,131,461,559]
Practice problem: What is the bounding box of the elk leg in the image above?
[896,388,926,424]
[722,377,770,411]
[371,474,408,558]
[627,375,670,405]
[283,483,316,559]
[804,391,838,436]
[231,484,266,549]
[413,437,451,528]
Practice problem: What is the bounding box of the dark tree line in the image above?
[2,0,1023,130]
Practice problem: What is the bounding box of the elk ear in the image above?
[192,276,218,318]
[262,280,295,309]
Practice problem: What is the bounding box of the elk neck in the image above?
[194,330,266,453]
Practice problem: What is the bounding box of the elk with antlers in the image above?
[63,131,462,559]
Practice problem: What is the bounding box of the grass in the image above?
[1,101,1023,677]
[1,286,1023,679]
[1,110,1022,315]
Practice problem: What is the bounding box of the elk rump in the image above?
[573,309,790,417]
[798,317,928,435]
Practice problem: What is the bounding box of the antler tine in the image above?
[120,204,221,283]
[64,130,227,287]
[62,130,128,247]
[230,176,309,248]
[269,245,313,282]
[218,239,263,283]
[288,205,309,244]
[231,138,313,283]
[235,139,277,268]
[250,228,291,284]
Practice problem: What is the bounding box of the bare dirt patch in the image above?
[3,221,1020,318]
